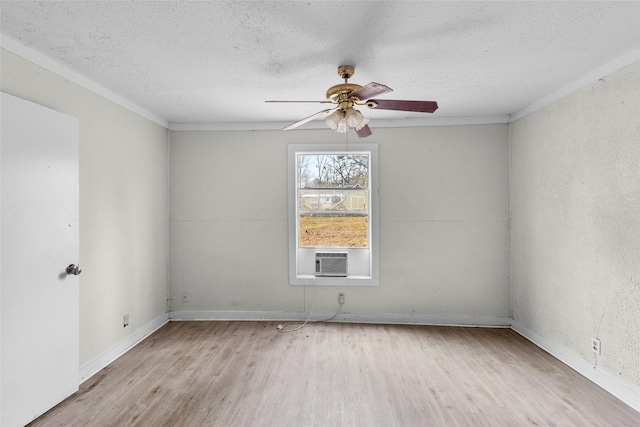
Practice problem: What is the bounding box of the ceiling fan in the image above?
[266,65,438,138]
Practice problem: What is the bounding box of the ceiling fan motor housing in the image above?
[326,83,361,103]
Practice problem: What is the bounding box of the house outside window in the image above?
[288,144,379,286]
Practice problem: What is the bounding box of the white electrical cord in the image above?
[277,285,343,333]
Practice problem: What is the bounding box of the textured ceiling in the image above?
[1,1,639,128]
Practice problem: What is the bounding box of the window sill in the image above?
[290,275,379,286]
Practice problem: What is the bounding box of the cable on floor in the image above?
[276,285,343,333]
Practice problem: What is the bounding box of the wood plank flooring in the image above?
[29,321,640,426]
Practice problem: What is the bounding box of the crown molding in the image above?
[168,115,511,131]
[1,34,169,129]
[510,48,640,122]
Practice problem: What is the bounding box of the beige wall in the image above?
[510,61,640,392]
[169,124,511,321]
[1,48,170,368]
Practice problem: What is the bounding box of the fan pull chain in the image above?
[346,131,349,161]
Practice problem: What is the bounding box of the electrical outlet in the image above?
[123,313,129,328]
[338,292,345,304]
[182,292,189,303]
[591,337,601,355]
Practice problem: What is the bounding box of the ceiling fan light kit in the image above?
[267,65,438,138]
[325,107,369,133]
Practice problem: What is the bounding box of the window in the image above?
[288,144,378,285]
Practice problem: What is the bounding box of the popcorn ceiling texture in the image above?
[1,1,639,124]
[510,61,640,392]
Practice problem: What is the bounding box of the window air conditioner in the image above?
[315,252,348,277]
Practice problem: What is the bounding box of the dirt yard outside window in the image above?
[299,215,368,248]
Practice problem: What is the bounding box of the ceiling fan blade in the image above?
[282,109,331,131]
[355,125,373,138]
[348,82,393,101]
[368,99,438,113]
[266,100,332,104]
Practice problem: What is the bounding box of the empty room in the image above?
[1,1,639,426]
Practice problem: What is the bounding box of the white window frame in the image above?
[288,143,379,286]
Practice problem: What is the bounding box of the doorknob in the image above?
[66,264,82,276]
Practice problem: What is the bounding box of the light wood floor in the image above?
[29,321,639,426]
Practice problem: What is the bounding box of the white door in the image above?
[1,92,80,427]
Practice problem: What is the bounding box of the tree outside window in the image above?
[296,153,369,248]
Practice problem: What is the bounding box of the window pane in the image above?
[299,214,368,248]
[298,188,368,213]
[297,154,368,189]
[296,153,369,249]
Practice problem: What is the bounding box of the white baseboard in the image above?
[511,320,640,413]
[168,310,512,327]
[79,312,169,384]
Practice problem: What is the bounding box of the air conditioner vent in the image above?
[315,252,348,277]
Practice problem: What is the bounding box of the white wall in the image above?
[510,62,640,393]
[169,124,510,323]
[3,35,636,411]
[1,49,170,369]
